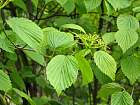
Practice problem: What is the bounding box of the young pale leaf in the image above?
[102,32,115,44]
[46,55,79,95]
[111,91,134,105]
[60,24,86,33]
[115,29,138,53]
[84,0,102,12]
[94,51,117,80]
[75,55,93,85]
[6,18,43,50]
[24,50,45,66]
[42,28,74,49]
[13,88,36,105]
[107,0,131,11]
[121,56,140,84]
[117,15,139,31]
[0,70,12,92]
[98,83,123,100]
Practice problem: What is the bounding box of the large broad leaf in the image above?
[46,55,79,95]
[117,15,139,31]
[60,24,86,33]
[106,0,131,11]
[121,56,140,84]
[13,88,36,105]
[42,27,74,49]
[102,32,115,44]
[24,50,45,66]
[115,29,138,53]
[6,18,43,50]
[84,0,102,12]
[98,83,124,100]
[75,55,93,85]
[0,70,12,92]
[94,51,117,80]
[111,91,134,105]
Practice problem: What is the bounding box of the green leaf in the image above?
[84,0,102,12]
[10,70,26,91]
[54,17,75,27]
[36,75,48,89]
[0,70,12,92]
[75,0,87,14]
[75,49,91,57]
[121,56,140,84]
[33,96,48,105]
[105,0,114,15]
[98,83,123,100]
[117,15,139,31]
[102,32,115,44]
[6,17,43,50]
[78,14,98,33]
[44,0,52,4]
[56,0,75,14]
[111,91,134,105]
[136,13,140,21]
[62,0,75,14]
[93,64,112,84]
[12,0,27,11]
[94,51,117,80]
[56,0,67,5]
[75,55,93,85]
[107,0,131,11]
[115,29,138,53]
[133,6,140,13]
[46,55,79,95]
[60,24,86,33]
[0,31,14,53]
[32,0,38,8]
[42,27,74,49]
[24,50,45,66]
[13,88,36,105]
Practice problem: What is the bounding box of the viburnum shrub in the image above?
[0,0,140,105]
